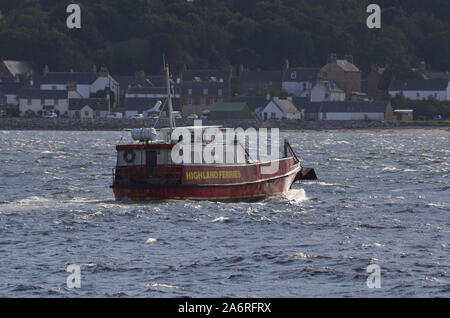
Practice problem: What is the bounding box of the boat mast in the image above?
[165,64,175,131]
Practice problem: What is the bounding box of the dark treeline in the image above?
[0,0,449,75]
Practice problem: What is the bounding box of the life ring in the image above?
[123,149,136,163]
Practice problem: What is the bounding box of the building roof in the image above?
[115,76,135,91]
[69,98,109,111]
[303,101,390,113]
[40,72,97,85]
[124,97,181,112]
[209,102,253,120]
[0,76,18,83]
[283,67,320,82]
[127,86,168,95]
[239,70,282,82]
[291,97,310,111]
[210,102,248,112]
[389,79,449,91]
[272,99,300,114]
[0,60,36,77]
[0,82,24,95]
[18,89,68,99]
[182,70,231,82]
[336,59,360,72]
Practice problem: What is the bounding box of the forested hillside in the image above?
[0,0,449,75]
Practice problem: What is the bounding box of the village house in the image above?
[181,81,229,116]
[388,79,450,101]
[318,54,362,99]
[180,69,231,116]
[310,81,346,102]
[39,66,120,106]
[303,101,393,121]
[261,97,303,120]
[0,82,24,106]
[282,66,320,97]
[237,69,283,96]
[18,89,68,117]
[68,98,110,119]
[412,61,450,80]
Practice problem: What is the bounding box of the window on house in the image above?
[303,83,307,90]
[52,85,57,90]
[416,92,420,98]
[203,89,208,95]
[218,89,222,96]
[27,99,32,105]
[322,112,327,120]
[188,89,192,95]
[187,96,192,106]
[41,98,45,105]
[54,99,59,105]
[85,111,89,117]
[291,71,296,80]
[75,111,80,118]
[95,111,100,117]
[200,97,205,105]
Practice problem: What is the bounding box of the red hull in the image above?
[112,159,301,201]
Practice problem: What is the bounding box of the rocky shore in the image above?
[0,117,447,131]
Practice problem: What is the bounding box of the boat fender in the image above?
[123,149,136,163]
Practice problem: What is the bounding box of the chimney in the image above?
[283,59,289,72]
[43,65,49,76]
[99,66,109,77]
[327,53,337,64]
[344,54,354,64]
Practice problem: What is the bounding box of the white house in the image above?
[18,89,68,117]
[282,67,320,97]
[311,81,346,102]
[68,98,110,119]
[261,97,303,120]
[39,67,120,106]
[389,79,450,101]
[303,101,393,121]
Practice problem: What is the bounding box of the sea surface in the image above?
[0,130,449,297]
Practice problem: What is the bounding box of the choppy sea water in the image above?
[0,130,449,297]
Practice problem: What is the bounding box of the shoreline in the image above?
[0,118,449,133]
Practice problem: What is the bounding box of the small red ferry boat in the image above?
[111,65,316,201]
